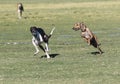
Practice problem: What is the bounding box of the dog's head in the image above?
[72,22,87,31]
[30,26,38,36]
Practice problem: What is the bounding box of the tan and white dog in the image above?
[72,22,103,54]
[30,26,55,58]
[17,3,24,19]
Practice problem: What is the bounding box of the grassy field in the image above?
[0,0,120,84]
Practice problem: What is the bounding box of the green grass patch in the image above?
[0,0,120,84]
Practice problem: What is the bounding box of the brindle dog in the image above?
[72,22,103,54]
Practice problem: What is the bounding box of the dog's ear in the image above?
[80,22,87,28]
[74,22,80,26]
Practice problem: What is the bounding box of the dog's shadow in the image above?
[40,53,60,58]
[90,51,102,55]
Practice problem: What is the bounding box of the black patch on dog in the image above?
[90,37,98,48]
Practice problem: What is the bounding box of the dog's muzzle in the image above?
[72,27,79,31]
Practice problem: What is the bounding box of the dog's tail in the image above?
[48,24,55,38]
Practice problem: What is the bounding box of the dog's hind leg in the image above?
[45,51,50,58]
[97,46,103,54]
[32,37,39,55]
[45,43,49,51]
[45,43,50,58]
[39,44,50,58]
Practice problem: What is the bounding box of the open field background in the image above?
[0,0,120,84]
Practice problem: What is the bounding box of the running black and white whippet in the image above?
[30,26,55,58]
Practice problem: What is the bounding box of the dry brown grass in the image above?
[1,1,120,11]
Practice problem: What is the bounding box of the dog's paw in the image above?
[99,51,104,54]
[47,56,50,59]
[88,43,90,45]
[34,51,39,55]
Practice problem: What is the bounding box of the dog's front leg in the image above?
[82,38,90,45]
[32,37,39,55]
[87,38,91,45]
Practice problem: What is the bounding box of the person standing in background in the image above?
[17,3,24,19]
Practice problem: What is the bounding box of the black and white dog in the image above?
[30,26,55,58]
